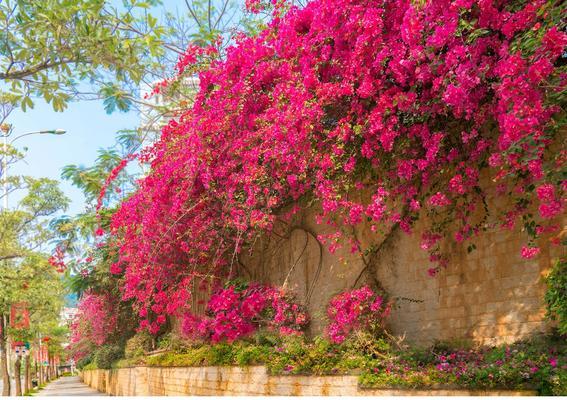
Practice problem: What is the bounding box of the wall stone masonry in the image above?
[81,367,537,396]
[235,183,565,345]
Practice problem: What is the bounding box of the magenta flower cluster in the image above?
[68,292,119,361]
[327,286,390,344]
[95,0,565,333]
[182,283,309,342]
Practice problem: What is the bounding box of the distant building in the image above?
[60,307,78,327]
[139,75,200,148]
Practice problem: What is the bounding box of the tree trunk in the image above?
[14,356,21,396]
[24,354,31,393]
[48,355,52,381]
[37,338,43,386]
[0,314,10,396]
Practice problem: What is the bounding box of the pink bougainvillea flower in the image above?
[520,246,540,259]
[326,286,389,344]
[87,0,565,334]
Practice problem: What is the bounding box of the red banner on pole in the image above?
[10,303,30,329]
[39,345,48,364]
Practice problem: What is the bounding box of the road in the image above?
[39,376,104,396]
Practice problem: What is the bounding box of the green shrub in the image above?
[94,344,124,369]
[81,362,98,371]
[267,332,397,376]
[342,331,390,359]
[156,332,189,352]
[207,343,235,365]
[233,343,272,366]
[125,331,153,359]
[146,347,208,367]
[359,367,449,389]
[545,258,567,335]
[113,358,143,368]
[254,330,282,347]
[549,369,567,396]
[266,335,308,374]
[76,355,93,370]
[143,342,272,368]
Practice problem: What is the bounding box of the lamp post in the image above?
[1,127,66,209]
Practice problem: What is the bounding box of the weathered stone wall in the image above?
[373,217,560,346]
[237,186,564,345]
[80,367,536,396]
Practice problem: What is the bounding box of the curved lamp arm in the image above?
[4,129,66,144]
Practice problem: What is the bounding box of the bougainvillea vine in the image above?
[327,286,390,344]
[182,283,309,342]
[102,0,565,333]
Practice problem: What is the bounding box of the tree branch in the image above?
[0,254,23,262]
[0,59,77,80]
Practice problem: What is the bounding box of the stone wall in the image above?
[373,217,559,346]
[236,185,564,345]
[80,367,536,396]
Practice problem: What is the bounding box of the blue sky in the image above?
[8,99,139,215]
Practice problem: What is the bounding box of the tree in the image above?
[0,0,166,113]
[0,176,69,262]
[119,0,278,146]
[0,142,68,395]
[0,254,65,395]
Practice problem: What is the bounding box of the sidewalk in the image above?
[38,376,104,396]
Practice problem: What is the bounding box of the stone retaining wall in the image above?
[81,367,536,396]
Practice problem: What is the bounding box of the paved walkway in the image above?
[39,376,104,396]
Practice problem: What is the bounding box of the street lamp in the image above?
[7,129,66,145]
[1,127,67,209]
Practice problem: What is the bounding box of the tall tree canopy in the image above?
[0,0,165,113]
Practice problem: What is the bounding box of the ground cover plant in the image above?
[545,258,567,335]
[83,332,566,395]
